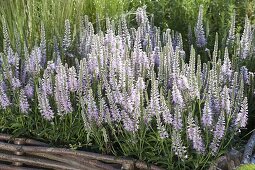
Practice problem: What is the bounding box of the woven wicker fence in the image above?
[0,134,164,170]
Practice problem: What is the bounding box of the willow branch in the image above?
[0,153,79,170]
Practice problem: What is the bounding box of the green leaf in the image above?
[237,164,255,170]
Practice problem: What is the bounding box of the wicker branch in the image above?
[0,133,49,146]
[135,161,163,170]
[89,160,121,170]
[0,134,164,170]
[0,142,136,169]
[0,163,44,170]
[29,152,90,169]
[0,152,79,170]
[0,141,131,164]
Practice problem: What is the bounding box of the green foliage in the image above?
[237,164,255,170]
[1,0,255,53]
[0,0,128,52]
[126,0,255,53]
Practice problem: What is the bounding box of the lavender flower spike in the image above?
[11,77,21,90]
[227,11,236,46]
[54,63,73,115]
[0,82,10,109]
[172,81,184,107]
[38,80,54,120]
[68,66,78,92]
[240,16,252,59]
[187,113,205,153]
[172,106,183,130]
[221,47,232,81]
[194,5,207,48]
[202,97,213,127]
[24,82,34,99]
[161,95,172,125]
[19,89,29,113]
[221,86,231,114]
[210,112,225,154]
[240,66,249,84]
[122,110,137,133]
[42,69,53,95]
[136,6,148,25]
[171,130,188,159]
[63,19,71,51]
[40,22,46,66]
[235,97,248,128]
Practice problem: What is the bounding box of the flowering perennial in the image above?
[0,6,254,169]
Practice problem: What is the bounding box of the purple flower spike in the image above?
[24,83,34,99]
[221,48,232,82]
[11,77,21,90]
[68,66,78,92]
[240,66,249,84]
[240,16,252,59]
[235,97,248,128]
[210,113,225,154]
[194,5,207,48]
[172,107,183,130]
[161,96,172,125]
[221,86,231,114]
[63,19,71,51]
[38,81,54,120]
[26,47,42,75]
[187,113,205,154]
[122,110,138,133]
[202,98,213,127]
[172,82,184,107]
[54,63,73,115]
[19,89,29,113]
[0,82,10,109]
[136,6,148,25]
[171,130,188,159]
[153,47,160,67]
[177,75,189,90]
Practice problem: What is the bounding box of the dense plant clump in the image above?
[0,6,255,169]
[1,0,254,55]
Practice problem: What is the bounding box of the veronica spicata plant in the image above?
[0,6,254,170]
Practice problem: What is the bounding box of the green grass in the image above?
[237,164,255,170]
[1,0,254,54]
[0,0,129,52]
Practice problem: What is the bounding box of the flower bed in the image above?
[0,5,254,169]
